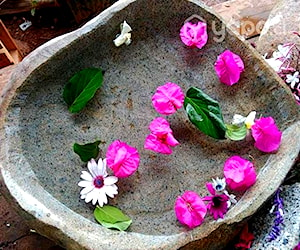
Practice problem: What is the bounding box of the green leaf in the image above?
[225,124,247,141]
[99,220,132,231]
[73,140,100,162]
[184,87,226,139]
[94,205,132,231]
[63,68,103,113]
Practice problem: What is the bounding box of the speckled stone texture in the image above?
[257,0,300,54]
[250,183,300,250]
[0,0,299,249]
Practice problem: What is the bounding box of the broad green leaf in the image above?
[94,205,132,231]
[184,87,226,139]
[63,68,103,113]
[225,124,247,141]
[73,140,100,162]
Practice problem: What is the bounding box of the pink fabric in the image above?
[223,156,257,192]
[180,21,208,49]
[144,117,179,154]
[251,117,282,153]
[214,50,244,85]
[152,82,184,115]
[174,190,207,229]
[106,140,140,178]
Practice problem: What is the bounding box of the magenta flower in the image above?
[180,21,208,49]
[202,182,230,220]
[223,156,257,192]
[294,242,300,250]
[144,117,179,154]
[251,117,282,153]
[235,224,254,250]
[152,82,184,115]
[214,50,244,86]
[106,140,140,178]
[174,190,207,229]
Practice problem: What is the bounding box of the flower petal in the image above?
[87,159,98,178]
[104,176,118,185]
[152,82,184,115]
[80,184,94,195]
[97,189,108,207]
[78,180,92,188]
[174,190,207,229]
[251,117,282,153]
[223,156,256,192]
[180,21,208,49]
[84,188,97,203]
[144,134,172,154]
[106,140,140,178]
[214,50,244,86]
[80,171,93,181]
[103,185,118,198]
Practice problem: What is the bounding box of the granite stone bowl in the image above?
[0,0,299,249]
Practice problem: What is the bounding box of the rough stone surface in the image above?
[0,0,299,249]
[256,0,300,54]
[250,183,300,250]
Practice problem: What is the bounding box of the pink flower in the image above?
[180,21,208,49]
[223,156,257,192]
[214,50,244,86]
[293,242,300,250]
[144,117,179,154]
[251,117,282,153]
[235,224,254,250]
[202,182,229,220]
[106,140,140,178]
[174,190,207,229]
[152,82,184,115]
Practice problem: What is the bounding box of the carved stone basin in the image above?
[0,0,299,249]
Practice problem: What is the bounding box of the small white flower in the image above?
[231,111,256,129]
[232,114,246,127]
[78,158,118,207]
[212,177,226,192]
[286,71,299,88]
[113,21,132,47]
[245,111,256,129]
[264,56,283,73]
[272,44,291,60]
[224,190,237,208]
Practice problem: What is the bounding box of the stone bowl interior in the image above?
[0,0,299,249]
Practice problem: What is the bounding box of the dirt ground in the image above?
[1,6,80,57]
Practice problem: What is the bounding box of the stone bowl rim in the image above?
[0,0,299,249]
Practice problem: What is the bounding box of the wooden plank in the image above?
[212,0,277,39]
[0,19,19,51]
[0,20,22,66]
[0,40,14,68]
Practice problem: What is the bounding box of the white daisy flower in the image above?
[78,158,118,207]
[212,177,226,192]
